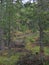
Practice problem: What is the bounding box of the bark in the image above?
[38,22,44,65]
[0,0,5,55]
[6,0,13,57]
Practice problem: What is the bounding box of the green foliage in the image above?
[20,24,28,32]
[45,61,49,65]
[0,53,21,65]
[44,35,49,45]
[0,0,49,65]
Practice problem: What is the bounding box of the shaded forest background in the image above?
[0,0,49,65]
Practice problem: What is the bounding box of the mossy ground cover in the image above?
[0,52,28,65]
[26,44,49,55]
[0,53,20,65]
[0,46,49,65]
[0,32,49,65]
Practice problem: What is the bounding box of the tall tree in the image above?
[6,0,14,56]
[0,0,5,54]
[36,0,49,63]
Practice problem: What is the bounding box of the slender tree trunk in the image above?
[0,0,5,55]
[37,0,45,64]
[39,25,44,65]
[38,23,44,52]
[6,0,13,57]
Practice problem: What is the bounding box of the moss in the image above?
[0,53,21,65]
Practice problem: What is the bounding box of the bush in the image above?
[0,53,20,65]
[15,52,46,65]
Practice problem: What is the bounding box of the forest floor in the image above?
[0,31,49,65]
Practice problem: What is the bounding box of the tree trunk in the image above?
[6,0,13,57]
[0,0,5,55]
[38,22,44,64]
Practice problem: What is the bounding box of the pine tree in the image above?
[37,0,49,63]
[6,0,14,56]
[0,0,6,55]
